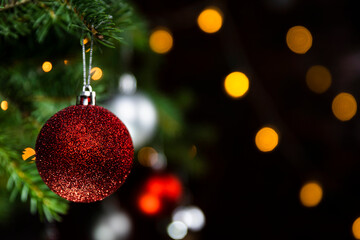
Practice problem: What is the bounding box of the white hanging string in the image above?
[87,34,94,86]
[81,31,94,91]
[82,35,87,88]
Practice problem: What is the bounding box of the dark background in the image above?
[129,0,360,239]
[2,0,360,239]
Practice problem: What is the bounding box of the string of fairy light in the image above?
[2,3,359,240]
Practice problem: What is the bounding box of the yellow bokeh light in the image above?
[138,147,159,167]
[300,182,323,207]
[286,26,313,54]
[353,217,360,239]
[224,72,249,98]
[1,100,8,111]
[197,7,223,34]
[42,61,52,72]
[306,65,332,94]
[22,147,36,161]
[91,67,103,80]
[255,127,279,152]
[64,59,69,65]
[332,92,357,121]
[149,28,173,54]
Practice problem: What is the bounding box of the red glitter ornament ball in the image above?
[35,105,134,203]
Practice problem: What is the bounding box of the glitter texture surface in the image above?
[35,105,134,203]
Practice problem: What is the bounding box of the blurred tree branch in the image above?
[0,0,32,11]
[0,0,131,46]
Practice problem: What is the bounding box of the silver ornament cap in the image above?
[77,85,96,106]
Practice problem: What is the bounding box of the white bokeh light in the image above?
[94,224,115,240]
[167,221,188,240]
[152,152,167,170]
[119,73,137,94]
[93,211,132,240]
[172,206,205,231]
[106,93,157,149]
[106,73,158,149]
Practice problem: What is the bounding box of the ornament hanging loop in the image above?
[78,30,96,106]
[82,84,93,92]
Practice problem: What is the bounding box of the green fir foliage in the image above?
[0,0,132,47]
[0,131,69,222]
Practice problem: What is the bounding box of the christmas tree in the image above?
[0,0,209,239]
[4,0,360,240]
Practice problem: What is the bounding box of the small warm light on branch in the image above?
[197,7,223,34]
[224,72,249,98]
[42,61,52,72]
[149,28,173,54]
[286,26,312,54]
[299,182,323,207]
[64,59,69,65]
[332,92,357,121]
[91,67,103,80]
[1,100,8,111]
[22,147,36,161]
[255,127,279,152]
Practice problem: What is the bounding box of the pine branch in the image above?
[0,137,69,222]
[0,0,131,46]
[0,0,32,11]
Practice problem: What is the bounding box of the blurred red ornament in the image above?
[162,175,183,200]
[35,105,134,203]
[138,174,183,215]
[146,176,164,196]
[145,175,182,201]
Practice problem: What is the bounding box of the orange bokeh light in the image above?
[138,193,161,215]
[149,28,173,54]
[224,71,250,98]
[299,181,323,207]
[353,217,360,239]
[286,26,312,54]
[306,65,332,94]
[1,100,8,111]
[332,92,357,121]
[42,61,52,72]
[255,127,279,152]
[197,7,223,34]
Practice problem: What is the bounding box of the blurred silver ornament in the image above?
[106,73,158,149]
